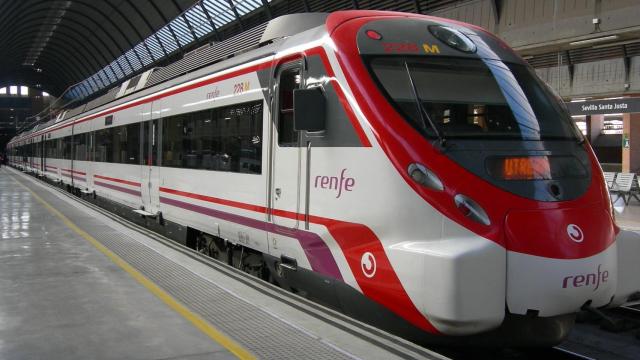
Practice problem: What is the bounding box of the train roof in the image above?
[10,12,331,145]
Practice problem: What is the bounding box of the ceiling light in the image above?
[570,35,619,46]
[592,39,640,49]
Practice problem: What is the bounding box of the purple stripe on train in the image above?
[159,196,343,281]
[95,181,142,197]
[61,173,86,182]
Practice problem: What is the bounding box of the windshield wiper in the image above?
[404,62,446,148]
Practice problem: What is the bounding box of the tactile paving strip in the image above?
[26,179,355,360]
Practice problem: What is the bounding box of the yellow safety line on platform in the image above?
[10,173,256,360]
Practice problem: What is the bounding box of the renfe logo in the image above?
[562,264,609,291]
[361,252,377,278]
[567,224,584,242]
[315,169,355,198]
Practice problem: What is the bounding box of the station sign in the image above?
[566,97,640,115]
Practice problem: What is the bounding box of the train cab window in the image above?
[368,57,579,141]
[277,66,301,147]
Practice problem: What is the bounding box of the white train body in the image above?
[7,10,640,346]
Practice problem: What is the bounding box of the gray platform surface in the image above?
[0,170,235,359]
[614,196,640,231]
[0,168,440,360]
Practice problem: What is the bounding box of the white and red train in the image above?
[7,11,640,346]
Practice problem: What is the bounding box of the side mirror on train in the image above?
[293,87,326,132]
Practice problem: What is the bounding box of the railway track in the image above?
[24,171,608,360]
[436,345,595,360]
[617,305,640,319]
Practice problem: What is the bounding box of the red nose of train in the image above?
[504,205,617,317]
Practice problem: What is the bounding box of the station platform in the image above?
[613,197,640,231]
[0,167,444,360]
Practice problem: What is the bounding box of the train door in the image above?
[141,118,160,214]
[269,61,306,229]
[40,135,45,175]
[86,132,95,191]
[29,140,34,170]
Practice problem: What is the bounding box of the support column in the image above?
[590,114,604,142]
[622,113,640,173]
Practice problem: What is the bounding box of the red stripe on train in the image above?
[61,168,86,175]
[94,174,141,187]
[159,186,440,334]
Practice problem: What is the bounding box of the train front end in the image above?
[326,11,640,346]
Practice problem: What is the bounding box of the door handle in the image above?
[275,188,281,199]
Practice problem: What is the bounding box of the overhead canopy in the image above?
[0,0,208,97]
[0,0,464,103]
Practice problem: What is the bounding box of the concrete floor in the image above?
[612,194,640,230]
[0,168,235,360]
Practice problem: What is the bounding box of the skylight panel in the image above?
[169,19,195,47]
[156,26,179,53]
[186,5,213,38]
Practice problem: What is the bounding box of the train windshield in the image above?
[368,56,580,141]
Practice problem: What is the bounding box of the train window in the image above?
[73,133,88,161]
[162,100,263,173]
[94,123,140,164]
[113,128,126,163]
[62,137,73,159]
[277,66,301,147]
[95,128,113,162]
[123,123,141,164]
[51,139,61,159]
[161,113,189,168]
[45,140,55,158]
[218,102,263,174]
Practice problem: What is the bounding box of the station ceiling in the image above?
[1,0,638,117]
[0,0,465,103]
[0,0,201,97]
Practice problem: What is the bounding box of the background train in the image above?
[6,10,640,347]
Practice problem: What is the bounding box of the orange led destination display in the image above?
[501,156,551,180]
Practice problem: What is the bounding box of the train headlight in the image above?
[407,163,443,191]
[428,25,476,53]
[454,194,490,226]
